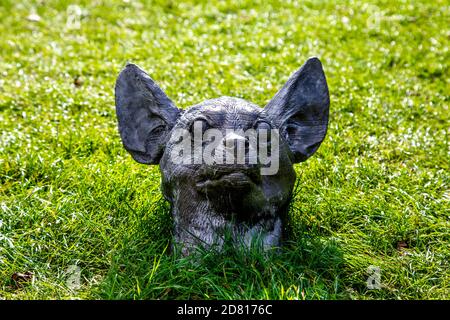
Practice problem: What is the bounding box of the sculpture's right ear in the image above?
[262,57,329,163]
[115,64,181,164]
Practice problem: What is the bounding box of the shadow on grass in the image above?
[96,197,345,300]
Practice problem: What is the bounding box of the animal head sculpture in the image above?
[115,57,329,254]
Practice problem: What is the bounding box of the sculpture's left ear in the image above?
[115,63,181,164]
[262,57,330,163]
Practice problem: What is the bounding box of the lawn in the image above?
[0,0,448,299]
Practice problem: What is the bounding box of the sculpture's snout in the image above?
[223,131,247,148]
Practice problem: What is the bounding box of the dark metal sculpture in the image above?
[115,57,330,254]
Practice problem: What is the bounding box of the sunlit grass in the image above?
[0,0,448,299]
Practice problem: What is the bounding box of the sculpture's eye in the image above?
[255,121,271,132]
[190,118,209,136]
[255,121,272,147]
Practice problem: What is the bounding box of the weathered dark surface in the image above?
[115,57,330,254]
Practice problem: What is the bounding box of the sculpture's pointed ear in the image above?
[263,57,330,163]
[115,63,181,164]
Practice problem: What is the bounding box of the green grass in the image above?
[0,0,449,300]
